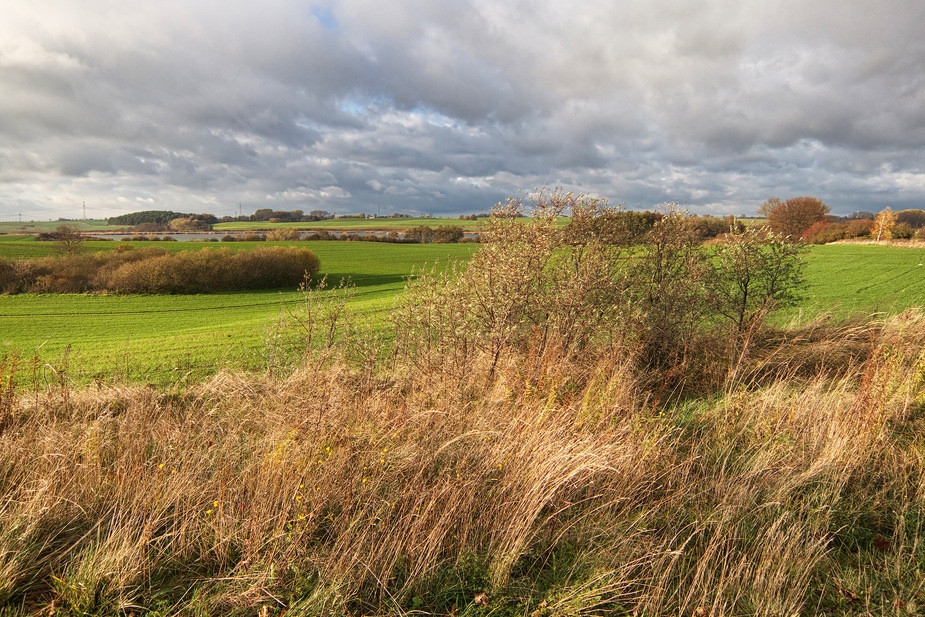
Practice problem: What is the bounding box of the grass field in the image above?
[0,241,477,383]
[0,220,111,234]
[4,221,925,615]
[2,238,925,384]
[213,216,488,232]
[798,243,925,318]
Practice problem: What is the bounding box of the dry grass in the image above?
[0,310,924,616]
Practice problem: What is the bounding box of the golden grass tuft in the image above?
[1,313,924,615]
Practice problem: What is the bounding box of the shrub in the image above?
[803,218,872,244]
[706,229,807,336]
[395,189,629,377]
[1,246,320,294]
[891,222,915,239]
[396,189,808,388]
[266,227,301,241]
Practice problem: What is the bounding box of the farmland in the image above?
[3,207,925,616]
[0,240,477,383]
[3,238,925,383]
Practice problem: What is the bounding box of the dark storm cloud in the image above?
[1,0,923,220]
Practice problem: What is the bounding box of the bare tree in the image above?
[50,224,84,255]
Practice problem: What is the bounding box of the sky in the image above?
[1,0,924,221]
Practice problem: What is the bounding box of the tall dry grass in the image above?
[1,309,924,615]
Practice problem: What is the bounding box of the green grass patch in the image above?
[797,243,925,318]
[0,242,477,383]
[0,220,111,234]
[4,240,925,384]
[213,216,488,232]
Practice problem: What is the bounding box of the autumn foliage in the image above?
[0,246,320,294]
[767,196,831,239]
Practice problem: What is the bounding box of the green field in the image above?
[2,239,925,383]
[0,241,477,382]
[213,216,487,232]
[798,243,925,318]
[0,220,111,234]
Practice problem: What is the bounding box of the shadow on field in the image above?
[314,271,409,289]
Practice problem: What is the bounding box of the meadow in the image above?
[2,238,925,385]
[2,203,925,616]
[0,240,477,383]
[214,216,486,232]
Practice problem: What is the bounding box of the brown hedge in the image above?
[0,246,320,294]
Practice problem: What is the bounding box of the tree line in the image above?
[761,196,925,243]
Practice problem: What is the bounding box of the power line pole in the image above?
[83,201,86,220]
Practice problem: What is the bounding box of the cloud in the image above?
[1,0,923,221]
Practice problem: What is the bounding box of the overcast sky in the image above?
[2,0,923,220]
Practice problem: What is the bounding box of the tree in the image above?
[49,224,84,255]
[758,197,781,219]
[433,225,464,243]
[706,229,807,338]
[896,209,925,229]
[767,197,830,240]
[873,208,898,241]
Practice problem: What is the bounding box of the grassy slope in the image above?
[1,304,923,616]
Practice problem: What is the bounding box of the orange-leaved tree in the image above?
[767,197,830,240]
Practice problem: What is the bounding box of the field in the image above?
[4,209,925,616]
[0,240,477,383]
[214,216,488,232]
[799,242,925,317]
[0,220,111,234]
[3,239,925,384]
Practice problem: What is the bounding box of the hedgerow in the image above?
[0,245,320,294]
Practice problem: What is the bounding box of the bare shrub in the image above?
[394,189,630,379]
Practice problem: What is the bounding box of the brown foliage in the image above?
[767,196,830,239]
[0,246,320,294]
